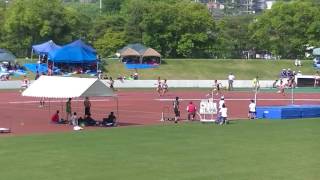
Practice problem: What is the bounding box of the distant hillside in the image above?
[104,59,315,80]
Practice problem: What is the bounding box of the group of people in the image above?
[171,95,257,125]
[172,96,229,125]
[51,97,117,128]
[155,77,169,96]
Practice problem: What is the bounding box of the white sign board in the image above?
[199,99,217,115]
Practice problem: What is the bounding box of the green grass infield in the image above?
[0,119,319,180]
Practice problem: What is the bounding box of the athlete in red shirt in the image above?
[187,101,197,121]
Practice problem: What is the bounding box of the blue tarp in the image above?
[48,39,97,63]
[24,63,48,74]
[32,40,61,55]
[125,64,158,69]
[24,63,61,74]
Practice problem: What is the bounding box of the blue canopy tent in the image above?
[32,40,61,55]
[48,39,97,63]
[67,39,97,53]
[48,40,98,75]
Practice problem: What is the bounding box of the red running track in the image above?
[0,89,319,136]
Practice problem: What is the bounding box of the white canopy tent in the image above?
[22,76,118,124]
[22,76,114,98]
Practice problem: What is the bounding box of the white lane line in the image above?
[9,99,110,104]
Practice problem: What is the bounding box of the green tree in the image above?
[140,1,216,58]
[102,0,125,13]
[121,0,151,43]
[94,30,126,58]
[90,14,126,57]
[215,15,255,58]
[1,0,89,56]
[249,1,319,58]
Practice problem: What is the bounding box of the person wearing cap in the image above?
[219,96,225,110]
[186,101,197,121]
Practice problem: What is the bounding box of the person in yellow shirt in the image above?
[252,76,260,91]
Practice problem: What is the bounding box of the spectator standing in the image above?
[173,96,180,123]
[248,100,256,119]
[186,101,197,121]
[84,97,91,117]
[219,104,228,125]
[252,76,260,91]
[133,69,139,80]
[109,77,115,91]
[66,98,72,122]
[228,73,235,91]
[295,59,301,66]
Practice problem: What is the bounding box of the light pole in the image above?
[99,0,102,14]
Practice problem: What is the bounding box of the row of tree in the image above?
[0,0,319,59]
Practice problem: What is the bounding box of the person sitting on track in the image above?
[102,112,117,127]
[51,110,67,124]
[161,79,168,96]
[186,101,197,121]
[70,112,78,126]
[83,113,98,126]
